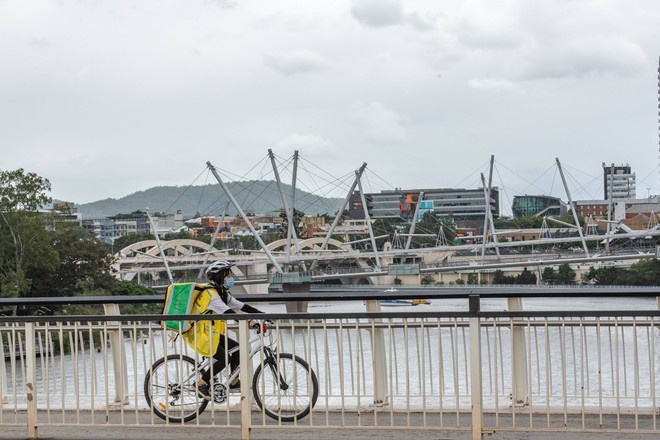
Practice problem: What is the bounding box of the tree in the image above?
[493,269,515,284]
[556,263,576,284]
[0,169,58,297]
[408,212,451,248]
[372,219,395,249]
[109,232,154,253]
[542,267,556,284]
[279,208,306,239]
[516,268,537,285]
[27,223,116,297]
[629,259,660,285]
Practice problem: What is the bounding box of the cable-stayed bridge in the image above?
[115,156,660,291]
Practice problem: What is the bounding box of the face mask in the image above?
[223,277,235,289]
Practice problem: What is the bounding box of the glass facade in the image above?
[511,195,565,218]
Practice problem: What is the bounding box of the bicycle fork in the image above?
[263,347,289,391]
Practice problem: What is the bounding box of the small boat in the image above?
[379,298,431,306]
[380,289,431,306]
[380,299,415,306]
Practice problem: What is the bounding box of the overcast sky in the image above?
[2,0,660,215]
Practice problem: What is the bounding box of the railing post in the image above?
[468,294,483,440]
[508,297,528,406]
[238,319,251,440]
[0,329,7,404]
[365,300,388,406]
[25,322,38,439]
[103,304,129,405]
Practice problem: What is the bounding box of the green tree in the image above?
[111,280,159,314]
[0,169,58,297]
[516,268,537,285]
[110,232,154,253]
[556,263,576,284]
[629,259,660,285]
[408,212,453,248]
[542,267,556,284]
[27,223,116,297]
[493,269,515,284]
[372,219,395,249]
[279,208,306,239]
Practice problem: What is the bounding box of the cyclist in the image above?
[196,260,263,400]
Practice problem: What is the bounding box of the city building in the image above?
[348,187,499,224]
[511,195,566,218]
[82,211,184,243]
[603,163,636,200]
[572,200,610,219]
[43,201,82,225]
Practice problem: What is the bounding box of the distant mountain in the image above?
[77,181,344,219]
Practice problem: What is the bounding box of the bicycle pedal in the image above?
[213,383,228,403]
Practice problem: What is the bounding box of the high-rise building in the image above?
[603,163,636,200]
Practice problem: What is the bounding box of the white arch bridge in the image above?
[113,232,660,293]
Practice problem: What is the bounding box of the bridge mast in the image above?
[481,155,500,259]
[556,158,589,256]
[206,161,284,273]
[268,149,305,271]
[404,191,424,251]
[145,208,174,284]
[310,163,367,271]
[197,202,230,279]
[356,169,382,271]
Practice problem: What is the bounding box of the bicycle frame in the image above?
[184,324,277,388]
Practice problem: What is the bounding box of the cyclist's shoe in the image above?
[197,383,212,401]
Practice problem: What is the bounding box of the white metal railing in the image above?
[1,310,659,438]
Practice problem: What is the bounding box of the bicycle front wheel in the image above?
[252,352,319,422]
[144,354,209,423]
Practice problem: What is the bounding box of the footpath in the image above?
[0,424,656,440]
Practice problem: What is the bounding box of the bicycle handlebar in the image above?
[250,319,274,335]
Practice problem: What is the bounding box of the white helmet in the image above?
[206,260,235,283]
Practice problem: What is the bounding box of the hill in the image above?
[77,181,344,219]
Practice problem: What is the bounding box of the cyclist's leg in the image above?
[227,336,240,373]
[226,336,241,385]
[200,335,226,384]
[200,333,238,384]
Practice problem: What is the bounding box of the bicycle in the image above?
[144,320,319,423]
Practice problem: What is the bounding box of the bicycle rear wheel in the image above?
[144,354,209,423]
[252,352,319,422]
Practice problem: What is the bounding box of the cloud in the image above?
[347,101,407,144]
[350,0,404,28]
[468,78,523,93]
[405,12,438,32]
[263,49,332,75]
[0,0,54,22]
[448,1,526,50]
[204,0,237,9]
[272,133,337,156]
[27,37,50,49]
[521,37,648,80]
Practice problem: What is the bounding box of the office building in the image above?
[603,163,636,200]
[349,187,499,223]
[511,195,566,218]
